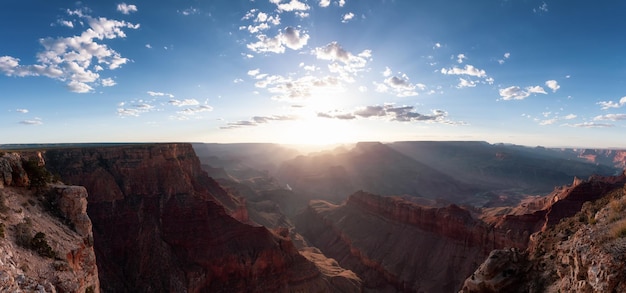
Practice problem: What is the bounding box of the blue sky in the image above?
[2,0,626,148]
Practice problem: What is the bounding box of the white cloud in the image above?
[594,113,626,121]
[0,11,139,93]
[16,109,29,113]
[147,91,174,98]
[597,96,626,110]
[179,7,199,16]
[563,114,577,120]
[247,27,309,53]
[441,64,486,78]
[318,104,454,124]
[545,80,560,92]
[313,42,371,81]
[457,78,477,88]
[117,3,138,14]
[57,20,74,28]
[168,99,200,107]
[498,52,510,64]
[271,0,310,12]
[319,0,331,7]
[342,12,355,23]
[67,80,94,93]
[221,115,296,129]
[145,44,152,49]
[247,68,261,76]
[566,122,613,128]
[339,0,346,7]
[177,104,213,115]
[434,43,441,49]
[527,85,547,94]
[534,2,548,13]
[456,53,466,63]
[101,77,116,87]
[19,118,43,125]
[383,67,392,77]
[498,85,547,100]
[382,73,421,97]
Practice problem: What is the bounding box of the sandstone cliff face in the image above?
[44,144,361,292]
[296,191,498,292]
[0,153,99,292]
[461,173,626,293]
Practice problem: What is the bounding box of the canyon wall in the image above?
[0,153,99,292]
[43,144,361,292]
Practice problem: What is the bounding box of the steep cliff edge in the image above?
[0,152,99,292]
[43,143,361,292]
[462,172,626,292]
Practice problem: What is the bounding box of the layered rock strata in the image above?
[43,143,361,292]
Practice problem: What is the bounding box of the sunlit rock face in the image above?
[44,143,361,292]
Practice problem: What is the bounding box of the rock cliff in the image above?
[296,191,498,292]
[43,143,361,292]
[462,172,626,292]
[0,152,99,292]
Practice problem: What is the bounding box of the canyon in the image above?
[1,141,625,292]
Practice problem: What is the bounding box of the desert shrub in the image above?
[31,232,56,258]
[0,194,8,214]
[22,159,51,189]
[611,219,626,239]
[15,222,33,248]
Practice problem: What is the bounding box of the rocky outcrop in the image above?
[43,143,361,292]
[461,174,626,292]
[0,153,30,188]
[0,152,99,292]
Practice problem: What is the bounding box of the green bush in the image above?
[31,232,56,258]
[22,159,51,189]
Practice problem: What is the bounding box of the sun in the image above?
[278,116,360,145]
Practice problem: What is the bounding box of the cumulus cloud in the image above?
[545,80,560,92]
[376,71,424,97]
[220,115,297,129]
[342,12,355,23]
[594,113,626,121]
[317,104,454,124]
[168,99,200,107]
[313,42,371,81]
[457,78,477,88]
[339,0,346,7]
[597,96,626,110]
[101,78,116,87]
[270,0,310,12]
[498,85,547,100]
[319,0,331,7]
[247,26,309,53]
[56,20,74,28]
[19,118,43,125]
[117,3,138,14]
[256,74,342,102]
[441,64,486,78]
[534,2,548,13]
[0,9,138,93]
[16,109,29,114]
[240,11,281,33]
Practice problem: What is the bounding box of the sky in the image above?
[2,0,626,148]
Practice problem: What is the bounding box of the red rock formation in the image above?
[44,143,361,292]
